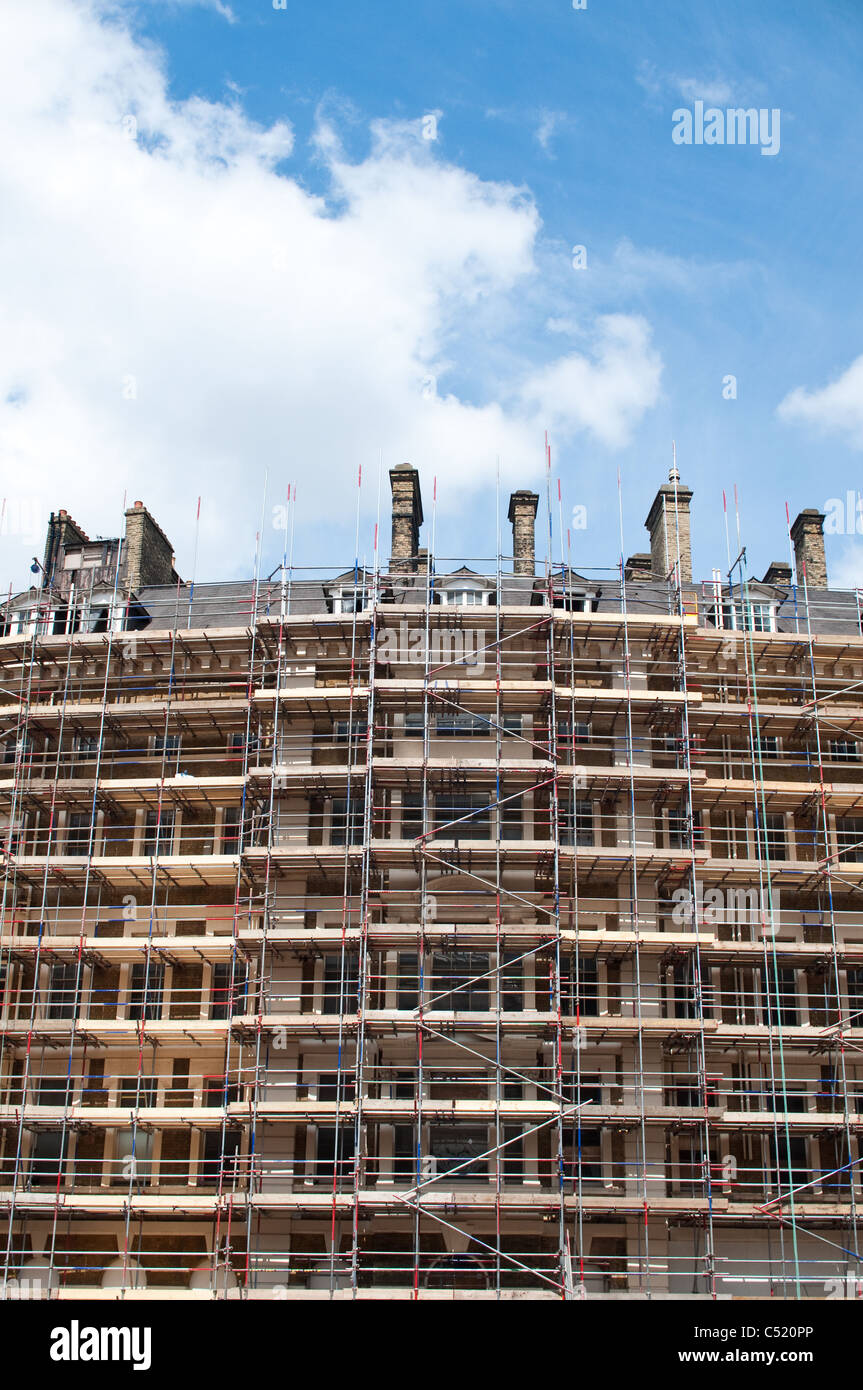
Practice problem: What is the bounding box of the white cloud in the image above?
[519,316,663,449]
[0,0,663,585]
[535,110,563,155]
[636,61,736,108]
[778,355,863,450]
[131,0,237,20]
[674,77,735,106]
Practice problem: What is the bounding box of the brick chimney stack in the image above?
[645,464,693,584]
[389,463,423,573]
[508,491,540,577]
[123,500,177,591]
[790,509,827,589]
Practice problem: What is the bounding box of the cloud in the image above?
[777,355,863,450]
[128,0,237,20]
[636,61,736,108]
[674,77,735,106]
[519,316,663,449]
[0,0,663,586]
[534,110,564,155]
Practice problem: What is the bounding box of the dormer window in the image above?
[721,600,774,632]
[334,588,365,614]
[439,580,493,607]
[553,590,596,613]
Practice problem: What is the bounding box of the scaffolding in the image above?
[2,463,863,1299]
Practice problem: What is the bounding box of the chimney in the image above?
[42,509,89,584]
[624,553,652,582]
[645,465,693,583]
[123,501,177,591]
[389,463,423,572]
[507,491,539,576]
[762,560,792,586]
[790,509,827,589]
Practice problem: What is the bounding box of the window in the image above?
[74,734,99,760]
[553,590,595,613]
[323,953,360,1012]
[200,1128,241,1185]
[558,720,590,753]
[762,966,799,1027]
[330,796,365,845]
[333,588,365,614]
[560,955,598,1016]
[119,1074,156,1106]
[761,813,787,861]
[501,952,524,1011]
[221,806,241,852]
[334,719,368,744]
[210,962,233,1020]
[500,797,522,841]
[721,600,774,632]
[397,953,419,1011]
[30,1130,68,1187]
[837,816,863,863]
[152,733,181,757]
[830,739,860,763]
[433,793,490,840]
[317,1071,355,1103]
[436,712,489,737]
[441,586,488,606]
[756,735,780,760]
[429,1124,487,1181]
[667,802,704,849]
[432,952,489,1011]
[65,812,90,853]
[560,796,594,847]
[315,1126,355,1182]
[393,1124,417,1182]
[142,809,175,855]
[128,962,164,1021]
[847,968,863,1020]
[46,962,77,1019]
[226,732,245,762]
[401,792,423,839]
[37,1074,68,1106]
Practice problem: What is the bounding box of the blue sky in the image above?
[1,0,862,589]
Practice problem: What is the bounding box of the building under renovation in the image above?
[1,464,863,1299]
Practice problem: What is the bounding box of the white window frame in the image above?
[439,581,491,607]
